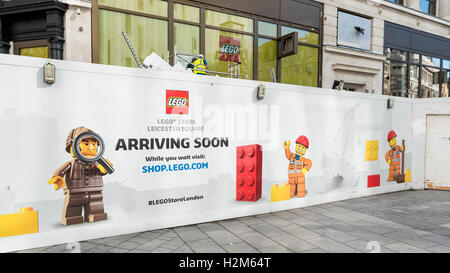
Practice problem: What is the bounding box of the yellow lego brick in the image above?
[0,207,39,238]
[271,183,290,202]
[365,140,379,161]
[405,169,411,182]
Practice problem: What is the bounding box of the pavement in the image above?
[14,189,450,253]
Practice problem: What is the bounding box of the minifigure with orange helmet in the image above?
[385,130,404,181]
[283,135,312,198]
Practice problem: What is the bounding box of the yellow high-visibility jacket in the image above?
[192,58,207,75]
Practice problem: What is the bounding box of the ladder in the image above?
[122,31,145,69]
[227,60,240,79]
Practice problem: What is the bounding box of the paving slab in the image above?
[114,241,141,250]
[136,239,168,252]
[270,233,316,252]
[197,222,225,233]
[258,244,293,253]
[174,226,209,242]
[301,248,328,253]
[108,247,130,253]
[150,246,175,253]
[280,224,322,240]
[221,241,260,253]
[205,229,243,245]
[384,242,430,253]
[305,236,360,253]
[219,220,254,234]
[313,227,358,243]
[172,244,194,253]
[426,244,450,253]
[256,214,291,227]
[248,222,289,237]
[238,216,265,226]
[237,232,279,249]
[349,229,399,246]
[186,238,227,253]
[344,239,397,253]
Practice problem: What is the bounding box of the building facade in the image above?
[1,0,449,97]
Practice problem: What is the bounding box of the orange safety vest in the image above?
[285,148,312,176]
[385,145,402,163]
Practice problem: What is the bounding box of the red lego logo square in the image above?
[367,174,380,188]
[166,90,189,115]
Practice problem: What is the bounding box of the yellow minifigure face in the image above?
[78,138,99,158]
[389,137,397,148]
[295,144,307,156]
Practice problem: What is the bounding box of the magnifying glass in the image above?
[72,131,115,174]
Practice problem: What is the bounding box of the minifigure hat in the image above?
[387,130,397,141]
[65,126,93,153]
[295,135,309,148]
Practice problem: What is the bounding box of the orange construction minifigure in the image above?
[283,135,312,198]
[385,130,404,181]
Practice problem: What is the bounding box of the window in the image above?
[174,23,200,67]
[174,3,199,23]
[385,0,404,4]
[19,47,48,58]
[281,45,318,87]
[257,38,277,82]
[205,29,253,79]
[421,66,440,97]
[384,60,407,97]
[98,0,168,17]
[95,1,321,86]
[98,10,168,67]
[281,26,319,45]
[409,64,419,98]
[384,47,448,98]
[258,21,277,37]
[337,11,371,51]
[279,26,319,87]
[419,0,437,15]
[14,40,49,58]
[205,10,253,33]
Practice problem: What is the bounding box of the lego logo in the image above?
[220,44,239,54]
[166,90,189,115]
[167,97,188,107]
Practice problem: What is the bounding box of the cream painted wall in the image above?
[61,0,92,63]
[438,0,450,20]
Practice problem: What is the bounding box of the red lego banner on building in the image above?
[166,90,189,115]
[219,36,240,62]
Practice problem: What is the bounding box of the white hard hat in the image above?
[199,54,204,58]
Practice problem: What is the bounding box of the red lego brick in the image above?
[236,144,262,202]
[367,174,380,188]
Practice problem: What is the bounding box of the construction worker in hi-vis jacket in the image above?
[283,135,312,198]
[192,54,208,75]
[385,130,404,181]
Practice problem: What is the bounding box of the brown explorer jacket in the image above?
[52,159,106,193]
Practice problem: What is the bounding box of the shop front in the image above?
[92,0,322,87]
[383,22,450,98]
